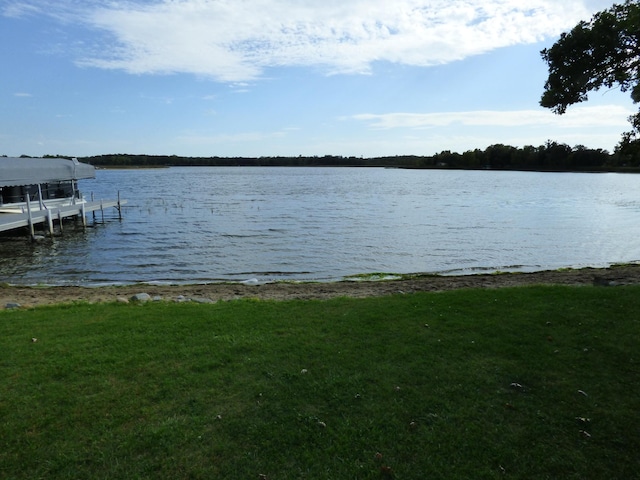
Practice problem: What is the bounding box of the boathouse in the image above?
[0,157,125,238]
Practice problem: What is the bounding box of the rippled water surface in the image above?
[2,167,640,285]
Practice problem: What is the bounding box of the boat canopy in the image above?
[0,158,95,188]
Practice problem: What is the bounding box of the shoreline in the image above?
[3,264,640,308]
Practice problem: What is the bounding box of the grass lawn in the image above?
[1,285,639,479]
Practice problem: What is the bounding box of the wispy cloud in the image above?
[2,2,39,18]
[351,105,634,130]
[177,130,288,146]
[3,0,609,82]
[13,92,32,97]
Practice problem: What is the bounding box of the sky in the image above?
[1,0,634,158]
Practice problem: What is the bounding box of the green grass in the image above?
[1,286,639,479]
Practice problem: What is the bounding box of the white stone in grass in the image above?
[129,293,151,303]
[192,298,215,304]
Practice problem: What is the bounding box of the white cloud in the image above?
[351,105,634,130]
[4,0,606,82]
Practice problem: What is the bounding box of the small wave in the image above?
[220,234,270,238]
[230,271,313,276]
[434,264,542,276]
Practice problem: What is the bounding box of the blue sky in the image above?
[1,0,633,158]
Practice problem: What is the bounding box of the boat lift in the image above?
[0,157,126,240]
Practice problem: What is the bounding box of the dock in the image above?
[0,197,127,238]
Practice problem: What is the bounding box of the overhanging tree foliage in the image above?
[540,0,640,148]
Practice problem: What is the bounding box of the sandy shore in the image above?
[3,264,640,308]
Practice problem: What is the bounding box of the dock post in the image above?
[117,191,123,220]
[26,195,35,241]
[100,200,105,223]
[58,209,64,233]
[46,209,54,236]
[91,192,96,223]
[37,184,45,211]
[81,202,87,228]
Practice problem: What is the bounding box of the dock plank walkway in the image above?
[0,199,127,234]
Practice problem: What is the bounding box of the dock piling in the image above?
[46,209,54,236]
[81,202,86,228]
[117,191,123,220]
[26,196,35,241]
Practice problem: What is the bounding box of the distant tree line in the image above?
[78,154,379,168]
[73,140,640,171]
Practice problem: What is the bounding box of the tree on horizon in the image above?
[540,0,640,155]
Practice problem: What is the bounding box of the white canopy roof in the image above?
[0,158,95,187]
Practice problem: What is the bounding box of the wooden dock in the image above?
[0,198,127,237]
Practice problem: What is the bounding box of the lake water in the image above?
[2,167,640,286]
